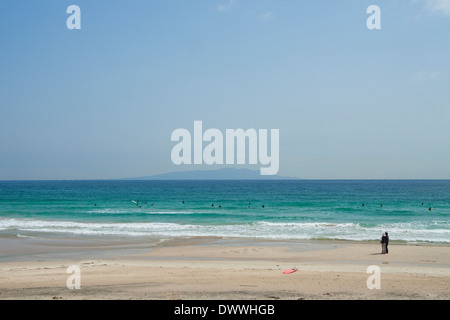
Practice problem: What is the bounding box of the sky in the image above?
[0,0,449,180]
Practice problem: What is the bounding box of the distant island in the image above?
[122,168,297,180]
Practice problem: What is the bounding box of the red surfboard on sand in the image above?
[283,268,297,274]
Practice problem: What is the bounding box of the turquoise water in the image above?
[0,180,449,243]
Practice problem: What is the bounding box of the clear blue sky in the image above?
[1,0,449,179]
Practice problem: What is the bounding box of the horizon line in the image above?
[1,178,450,181]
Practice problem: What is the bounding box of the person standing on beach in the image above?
[385,232,389,254]
[380,233,387,254]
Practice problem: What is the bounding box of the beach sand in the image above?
[0,237,449,300]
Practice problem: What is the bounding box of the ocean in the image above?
[0,180,449,244]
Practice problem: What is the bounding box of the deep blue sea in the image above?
[0,180,449,244]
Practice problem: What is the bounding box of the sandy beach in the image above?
[0,237,449,300]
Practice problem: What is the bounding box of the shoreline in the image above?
[1,234,449,263]
[1,236,449,299]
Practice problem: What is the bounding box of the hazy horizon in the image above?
[2,167,450,181]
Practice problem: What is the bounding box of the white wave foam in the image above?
[1,218,449,243]
[86,209,130,214]
[86,209,195,215]
[145,211,195,215]
[16,233,37,239]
